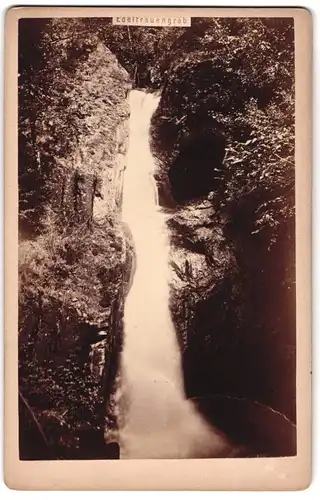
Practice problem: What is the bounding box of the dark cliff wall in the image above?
[18,19,131,459]
[150,18,296,455]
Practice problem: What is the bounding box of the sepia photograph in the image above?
[2,3,313,490]
[4,6,313,491]
[16,13,298,463]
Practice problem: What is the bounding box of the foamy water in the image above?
[118,89,230,459]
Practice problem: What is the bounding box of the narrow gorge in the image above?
[18,17,296,460]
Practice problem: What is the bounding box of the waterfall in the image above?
[119,89,230,459]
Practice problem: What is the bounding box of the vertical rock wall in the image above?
[18,22,131,459]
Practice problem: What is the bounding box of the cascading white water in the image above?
[119,89,230,459]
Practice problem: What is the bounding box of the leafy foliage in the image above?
[19,222,125,326]
[82,18,187,88]
[19,349,104,458]
[18,221,127,457]
[151,17,294,243]
[19,18,130,234]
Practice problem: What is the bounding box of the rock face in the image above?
[167,201,245,402]
[150,18,296,455]
[158,166,296,458]
[44,42,130,228]
[167,201,242,351]
[18,20,132,459]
